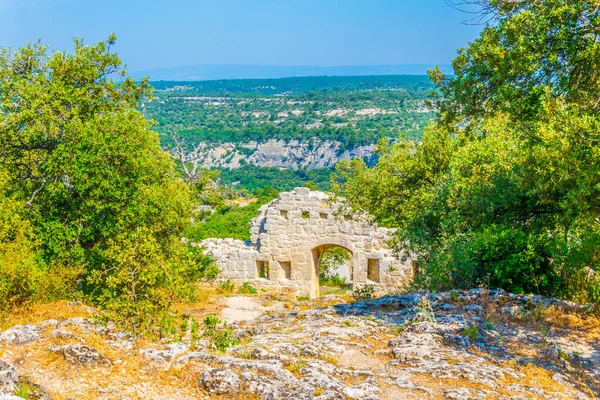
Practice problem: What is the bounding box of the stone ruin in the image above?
[201,187,413,298]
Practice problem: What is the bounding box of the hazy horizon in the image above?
[130,63,453,81]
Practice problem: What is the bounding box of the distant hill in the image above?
[130,64,452,81]
[148,74,434,95]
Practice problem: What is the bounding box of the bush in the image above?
[202,315,238,353]
[87,229,216,336]
[0,37,218,333]
[319,275,349,288]
[239,282,258,295]
[354,284,375,300]
[0,171,47,315]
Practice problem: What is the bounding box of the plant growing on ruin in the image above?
[461,325,479,341]
[415,296,436,323]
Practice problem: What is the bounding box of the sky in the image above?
[0,0,483,72]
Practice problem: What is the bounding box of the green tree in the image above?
[0,36,214,333]
[337,0,600,302]
[0,169,44,315]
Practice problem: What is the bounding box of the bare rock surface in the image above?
[198,368,241,395]
[49,344,111,367]
[0,289,598,399]
[0,394,23,400]
[220,295,266,323]
[0,325,41,346]
[0,360,17,393]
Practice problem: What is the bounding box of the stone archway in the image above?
[201,187,414,298]
[311,243,353,297]
[307,237,358,298]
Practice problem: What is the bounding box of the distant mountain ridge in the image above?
[130,64,452,81]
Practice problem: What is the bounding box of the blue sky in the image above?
[0,0,483,71]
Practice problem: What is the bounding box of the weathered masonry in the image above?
[201,187,413,298]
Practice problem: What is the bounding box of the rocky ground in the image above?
[0,289,598,399]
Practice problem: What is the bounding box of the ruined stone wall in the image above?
[200,238,304,291]
[201,188,413,297]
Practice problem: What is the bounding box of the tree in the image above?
[0,35,214,334]
[337,0,600,302]
[433,0,600,127]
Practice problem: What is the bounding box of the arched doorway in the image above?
[311,244,353,296]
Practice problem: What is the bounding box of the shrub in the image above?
[0,37,217,333]
[239,282,258,295]
[319,275,349,288]
[0,171,48,315]
[219,279,236,294]
[461,325,479,341]
[353,284,375,300]
[202,314,239,353]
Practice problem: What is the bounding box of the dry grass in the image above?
[1,319,203,400]
[499,362,582,397]
[0,297,230,400]
[175,287,222,321]
[409,369,583,399]
[317,353,340,366]
[2,292,597,399]
[0,301,93,330]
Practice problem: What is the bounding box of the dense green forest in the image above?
[217,166,334,193]
[142,75,435,148]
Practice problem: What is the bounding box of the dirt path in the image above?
[219,296,266,323]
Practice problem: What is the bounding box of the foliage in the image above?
[353,284,375,300]
[319,247,351,277]
[217,166,335,193]
[318,247,351,288]
[218,279,236,295]
[202,314,239,353]
[319,275,349,288]
[461,325,479,341]
[144,75,434,150]
[184,187,279,241]
[0,36,215,334]
[149,75,434,95]
[239,281,258,295]
[258,262,269,279]
[0,170,45,315]
[415,296,435,323]
[337,0,600,303]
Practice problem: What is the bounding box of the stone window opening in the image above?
[367,259,380,282]
[280,210,289,219]
[319,212,328,220]
[280,261,292,280]
[257,261,268,279]
[302,211,310,219]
